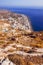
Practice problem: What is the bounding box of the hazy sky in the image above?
[0,0,43,7]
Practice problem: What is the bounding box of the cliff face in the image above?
[0,10,33,32]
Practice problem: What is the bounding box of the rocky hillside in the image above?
[0,10,43,65]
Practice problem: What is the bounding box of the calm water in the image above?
[0,7,43,31]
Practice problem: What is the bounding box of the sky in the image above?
[0,0,43,7]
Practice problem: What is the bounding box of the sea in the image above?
[0,7,43,31]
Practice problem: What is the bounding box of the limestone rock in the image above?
[0,10,33,32]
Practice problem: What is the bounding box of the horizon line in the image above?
[0,6,43,9]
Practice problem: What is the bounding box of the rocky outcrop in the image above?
[0,10,33,32]
[0,29,43,65]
